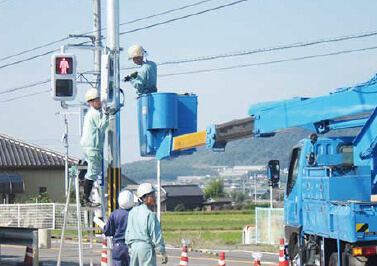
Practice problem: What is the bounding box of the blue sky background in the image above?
[1,0,377,163]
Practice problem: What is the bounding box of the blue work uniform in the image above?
[104,208,132,266]
[130,60,157,96]
[125,204,166,266]
[80,106,109,181]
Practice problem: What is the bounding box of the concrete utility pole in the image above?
[106,0,122,214]
[93,0,102,89]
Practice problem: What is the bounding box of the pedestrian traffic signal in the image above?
[51,54,77,101]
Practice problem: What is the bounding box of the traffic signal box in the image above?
[51,54,77,101]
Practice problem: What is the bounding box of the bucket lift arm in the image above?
[158,74,377,160]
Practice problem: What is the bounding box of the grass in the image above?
[52,210,276,250]
[160,210,255,248]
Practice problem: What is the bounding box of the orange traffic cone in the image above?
[179,245,189,266]
[279,238,289,266]
[23,246,33,265]
[101,239,108,266]
[252,251,262,266]
[218,252,226,266]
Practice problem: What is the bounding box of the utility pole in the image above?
[106,0,121,214]
[63,115,69,197]
[157,160,161,222]
[93,0,101,89]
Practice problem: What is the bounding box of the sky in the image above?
[1,0,377,163]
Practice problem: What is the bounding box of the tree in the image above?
[205,179,225,199]
[231,192,246,203]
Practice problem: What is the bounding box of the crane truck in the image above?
[137,74,377,266]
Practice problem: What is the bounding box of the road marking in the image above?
[160,254,278,265]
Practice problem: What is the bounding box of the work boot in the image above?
[81,179,100,207]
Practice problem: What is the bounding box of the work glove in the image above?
[161,254,168,264]
[103,107,111,115]
[124,71,138,82]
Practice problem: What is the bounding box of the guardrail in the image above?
[0,226,39,265]
[0,203,86,230]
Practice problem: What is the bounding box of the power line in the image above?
[123,30,377,70]
[0,89,49,103]
[0,49,59,70]
[0,38,69,62]
[119,0,248,35]
[120,0,216,27]
[158,45,377,77]
[0,0,216,63]
[0,79,50,95]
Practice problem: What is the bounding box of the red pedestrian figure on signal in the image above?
[59,58,70,74]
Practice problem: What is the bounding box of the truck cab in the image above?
[284,136,377,266]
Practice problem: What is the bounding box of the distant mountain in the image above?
[122,127,360,182]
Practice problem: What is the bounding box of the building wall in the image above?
[3,168,65,203]
[166,196,203,211]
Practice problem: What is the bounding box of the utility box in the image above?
[137,93,197,157]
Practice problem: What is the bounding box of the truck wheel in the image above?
[329,253,338,266]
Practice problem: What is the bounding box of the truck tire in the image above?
[329,253,338,266]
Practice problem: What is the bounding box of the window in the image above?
[287,147,301,196]
[39,187,47,194]
[338,144,353,164]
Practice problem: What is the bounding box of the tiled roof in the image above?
[162,185,204,197]
[0,133,79,168]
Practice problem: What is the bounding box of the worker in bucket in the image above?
[125,183,168,266]
[80,88,109,207]
[104,189,136,266]
[124,44,157,97]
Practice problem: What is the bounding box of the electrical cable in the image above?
[0,0,216,63]
[2,45,377,102]
[157,45,377,77]
[0,79,50,95]
[123,30,377,70]
[119,0,248,35]
[0,89,49,103]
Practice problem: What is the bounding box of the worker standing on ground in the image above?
[80,89,109,207]
[104,190,135,266]
[125,183,168,266]
[124,44,157,97]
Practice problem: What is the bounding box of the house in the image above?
[0,133,79,203]
[161,184,204,211]
[203,197,233,211]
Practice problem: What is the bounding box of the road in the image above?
[0,241,279,265]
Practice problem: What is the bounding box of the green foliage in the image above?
[204,179,225,199]
[174,204,185,212]
[231,192,247,203]
[26,192,54,203]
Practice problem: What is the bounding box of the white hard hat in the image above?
[128,44,145,60]
[86,89,99,102]
[118,190,135,209]
[137,183,156,198]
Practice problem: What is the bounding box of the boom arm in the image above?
[158,74,377,159]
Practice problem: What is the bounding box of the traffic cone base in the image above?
[24,246,33,265]
[179,245,189,266]
[279,238,289,266]
[218,252,226,266]
[101,239,108,266]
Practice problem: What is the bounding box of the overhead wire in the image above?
[3,45,377,103]
[119,0,248,35]
[0,0,217,63]
[158,45,377,77]
[122,30,377,70]
[0,79,50,95]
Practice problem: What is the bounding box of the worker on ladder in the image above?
[104,190,135,266]
[124,44,157,97]
[80,88,109,207]
[125,183,168,266]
